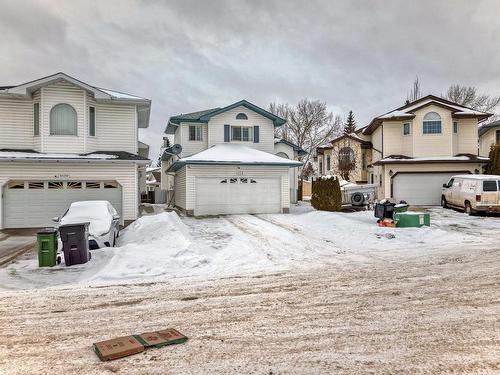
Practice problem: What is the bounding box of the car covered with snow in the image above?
[54,200,120,249]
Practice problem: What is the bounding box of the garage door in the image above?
[3,180,122,228]
[195,177,281,215]
[392,173,459,205]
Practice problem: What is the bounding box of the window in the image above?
[236,113,248,120]
[48,181,64,189]
[231,126,253,142]
[496,130,500,144]
[446,178,454,188]
[33,103,40,136]
[229,178,238,184]
[240,178,248,183]
[362,153,366,169]
[483,181,498,192]
[250,179,257,183]
[8,181,24,189]
[28,181,44,189]
[67,181,82,189]
[326,155,331,171]
[85,181,100,189]
[338,147,355,171]
[50,103,77,135]
[403,122,411,135]
[189,125,203,141]
[220,179,228,183]
[104,181,118,188]
[89,106,96,136]
[422,112,442,134]
[319,159,323,174]
[453,121,458,134]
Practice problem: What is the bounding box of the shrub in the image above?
[486,145,500,175]
[311,176,342,211]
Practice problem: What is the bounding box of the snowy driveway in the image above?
[1,204,499,289]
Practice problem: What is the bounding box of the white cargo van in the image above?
[441,174,500,215]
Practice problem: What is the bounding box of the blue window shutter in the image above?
[224,124,230,142]
[253,126,259,143]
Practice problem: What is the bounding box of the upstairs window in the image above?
[326,155,331,171]
[422,112,442,134]
[339,147,355,170]
[33,103,40,136]
[403,122,411,135]
[236,113,248,120]
[453,121,458,134]
[496,130,500,144]
[189,125,203,141]
[231,126,253,142]
[50,103,77,135]
[89,106,96,136]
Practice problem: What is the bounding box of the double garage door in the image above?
[392,172,459,205]
[195,177,281,215]
[3,180,122,228]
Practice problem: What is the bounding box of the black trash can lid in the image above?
[58,222,90,229]
[37,227,57,234]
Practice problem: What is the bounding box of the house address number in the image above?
[54,174,70,178]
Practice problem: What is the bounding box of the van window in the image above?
[483,181,498,192]
[446,178,454,188]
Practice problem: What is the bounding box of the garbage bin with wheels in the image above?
[374,201,396,219]
[58,222,91,266]
[37,228,58,267]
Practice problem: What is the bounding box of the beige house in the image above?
[0,72,151,228]
[479,120,500,157]
[316,95,491,205]
[317,134,372,183]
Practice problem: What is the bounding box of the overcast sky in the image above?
[1,0,499,160]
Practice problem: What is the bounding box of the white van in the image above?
[441,174,500,215]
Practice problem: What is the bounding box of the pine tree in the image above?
[343,110,356,134]
[486,145,500,174]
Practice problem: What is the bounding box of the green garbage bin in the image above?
[394,212,430,228]
[37,228,58,267]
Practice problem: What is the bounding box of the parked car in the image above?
[441,175,500,215]
[53,200,120,249]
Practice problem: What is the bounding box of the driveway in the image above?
[0,229,37,265]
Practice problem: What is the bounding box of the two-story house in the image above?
[0,72,150,229]
[161,100,302,215]
[479,119,500,157]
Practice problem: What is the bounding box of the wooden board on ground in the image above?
[93,335,144,361]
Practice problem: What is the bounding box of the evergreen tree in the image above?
[343,110,356,134]
[486,145,500,174]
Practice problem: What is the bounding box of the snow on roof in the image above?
[98,88,147,100]
[179,144,302,166]
[0,151,118,160]
[452,174,500,179]
[376,155,489,164]
[380,99,488,119]
[379,110,415,119]
[146,166,161,173]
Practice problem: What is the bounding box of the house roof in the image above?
[167,144,302,172]
[316,133,372,154]
[372,153,488,166]
[0,72,151,128]
[165,100,286,134]
[274,138,307,156]
[363,95,492,135]
[0,149,150,163]
[478,120,500,137]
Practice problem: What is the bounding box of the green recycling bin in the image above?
[394,212,430,228]
[37,228,58,267]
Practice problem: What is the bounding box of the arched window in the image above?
[50,103,77,135]
[423,112,441,134]
[338,147,355,170]
[276,152,289,159]
[236,113,248,120]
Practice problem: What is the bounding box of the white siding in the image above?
[0,162,138,229]
[42,82,86,153]
[456,118,478,155]
[274,142,299,203]
[174,166,187,209]
[183,165,289,211]
[0,97,34,150]
[178,123,208,157]
[86,92,98,152]
[207,106,275,153]
[96,103,137,154]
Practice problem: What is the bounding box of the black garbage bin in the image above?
[374,201,396,219]
[59,222,91,266]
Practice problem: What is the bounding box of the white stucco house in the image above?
[0,72,151,229]
[479,119,500,157]
[161,100,303,216]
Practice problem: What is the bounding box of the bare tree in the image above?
[329,137,360,181]
[407,77,422,103]
[445,85,500,115]
[270,99,342,178]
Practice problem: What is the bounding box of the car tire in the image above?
[441,196,448,208]
[465,201,474,216]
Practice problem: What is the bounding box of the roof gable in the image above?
[479,119,500,137]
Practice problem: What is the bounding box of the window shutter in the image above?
[253,126,259,143]
[224,124,230,142]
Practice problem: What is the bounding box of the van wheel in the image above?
[464,201,474,216]
[441,196,448,208]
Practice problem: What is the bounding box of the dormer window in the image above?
[236,113,248,120]
[422,112,442,134]
[50,103,77,135]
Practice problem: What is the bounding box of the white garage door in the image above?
[195,177,281,215]
[393,172,459,205]
[3,180,122,228]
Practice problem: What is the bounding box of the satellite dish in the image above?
[169,144,182,155]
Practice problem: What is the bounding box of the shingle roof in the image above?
[478,120,500,137]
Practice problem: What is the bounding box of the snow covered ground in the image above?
[1,203,499,290]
